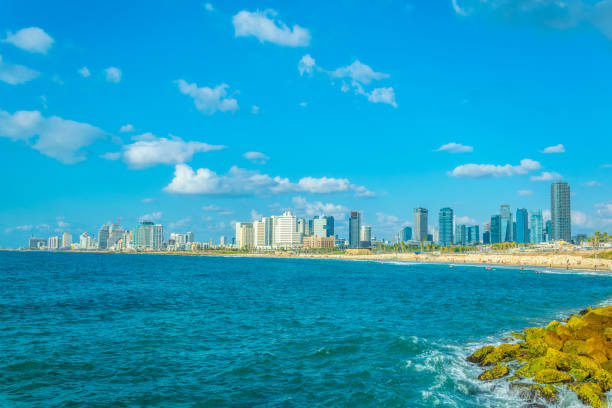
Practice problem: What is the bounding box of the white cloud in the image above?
[595,202,612,217]
[300,56,396,107]
[0,55,40,85]
[298,54,316,76]
[541,143,565,153]
[243,151,269,164]
[56,216,69,229]
[0,109,105,163]
[452,0,471,16]
[100,152,121,161]
[450,158,541,178]
[436,142,474,153]
[169,217,191,231]
[377,212,401,225]
[105,67,122,83]
[140,211,162,222]
[3,27,54,54]
[16,225,33,231]
[250,209,263,221]
[455,215,477,225]
[602,163,612,168]
[586,180,601,187]
[204,2,214,11]
[122,133,225,168]
[530,171,562,181]
[176,79,238,115]
[299,101,308,107]
[142,198,154,204]
[232,9,310,47]
[78,66,90,78]
[518,189,533,196]
[119,124,134,132]
[292,196,348,219]
[202,204,220,212]
[163,164,373,197]
[543,209,551,221]
[251,105,260,114]
[572,210,589,227]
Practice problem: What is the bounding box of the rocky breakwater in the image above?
[467,306,612,407]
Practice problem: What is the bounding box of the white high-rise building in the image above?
[235,222,254,249]
[360,225,372,243]
[220,236,227,246]
[62,232,72,248]
[253,221,266,248]
[79,232,94,249]
[134,221,164,250]
[48,236,60,249]
[274,211,302,248]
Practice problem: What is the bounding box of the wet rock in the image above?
[481,344,520,366]
[533,369,573,384]
[568,383,607,408]
[478,364,509,381]
[510,382,559,404]
[466,345,494,364]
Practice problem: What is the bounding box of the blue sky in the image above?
[1,0,611,247]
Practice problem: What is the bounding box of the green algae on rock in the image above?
[467,305,612,407]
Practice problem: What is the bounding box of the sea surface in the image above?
[1,252,612,407]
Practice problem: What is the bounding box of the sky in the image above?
[1,0,611,247]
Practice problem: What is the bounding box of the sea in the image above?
[1,251,611,407]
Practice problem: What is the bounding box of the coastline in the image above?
[4,248,612,273]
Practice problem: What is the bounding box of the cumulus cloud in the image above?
[232,9,310,47]
[100,152,121,161]
[56,216,69,229]
[376,212,401,225]
[176,79,238,115]
[163,164,373,197]
[119,124,134,132]
[530,171,562,181]
[595,202,612,217]
[541,143,565,153]
[450,158,540,178]
[204,2,214,11]
[518,189,533,196]
[105,67,122,83]
[436,142,474,153]
[299,56,397,107]
[0,55,40,85]
[121,133,225,168]
[140,211,162,222]
[142,197,154,204]
[455,215,477,225]
[251,105,260,114]
[0,109,105,163]
[292,196,348,219]
[3,27,54,54]
[586,180,601,187]
[78,66,90,78]
[298,54,316,76]
[243,151,269,164]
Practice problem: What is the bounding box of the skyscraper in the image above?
[349,211,361,248]
[414,207,428,242]
[500,204,513,242]
[359,225,372,247]
[530,209,544,244]
[454,224,467,245]
[438,207,454,246]
[313,216,334,237]
[490,215,502,244]
[516,208,529,244]
[274,211,301,248]
[135,221,164,250]
[62,232,72,248]
[98,224,110,249]
[551,181,571,242]
[468,225,480,244]
[400,226,412,242]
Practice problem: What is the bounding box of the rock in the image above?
[593,369,612,392]
[511,331,526,341]
[546,320,561,331]
[564,339,589,355]
[580,307,593,316]
[521,338,549,358]
[525,327,546,341]
[544,330,564,351]
[478,364,509,381]
[481,344,520,366]
[516,356,557,378]
[510,383,559,404]
[601,360,612,373]
[570,368,590,381]
[466,345,495,364]
[533,369,573,384]
[568,383,607,408]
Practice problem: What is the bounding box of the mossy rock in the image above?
[593,369,612,392]
[466,345,495,364]
[546,320,561,331]
[478,364,509,381]
[568,383,607,408]
[525,327,546,341]
[583,307,612,328]
[509,382,559,404]
[533,369,573,384]
[516,356,557,378]
[544,330,564,351]
[511,331,526,341]
[481,344,520,366]
[506,375,520,381]
[521,338,549,358]
[569,368,590,381]
[564,339,589,355]
[601,360,612,373]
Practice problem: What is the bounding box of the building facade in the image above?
[530,209,544,244]
[551,181,571,242]
[438,207,454,246]
[500,204,513,242]
[302,235,335,249]
[516,208,529,244]
[490,215,502,244]
[349,211,361,248]
[414,207,428,242]
[135,221,164,250]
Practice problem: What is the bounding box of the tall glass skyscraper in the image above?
[500,204,513,242]
[516,208,529,244]
[313,216,334,237]
[438,207,454,246]
[551,181,571,242]
[414,207,428,242]
[490,215,502,244]
[530,209,544,244]
[349,211,361,248]
[400,226,412,242]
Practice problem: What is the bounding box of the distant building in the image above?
[551,181,571,242]
[545,220,553,242]
[414,207,428,242]
[48,236,60,249]
[274,211,301,248]
[98,224,110,249]
[186,232,194,243]
[29,237,46,249]
[468,225,480,244]
[573,234,587,245]
[516,208,529,244]
[530,210,544,244]
[220,236,227,246]
[500,204,513,242]
[483,231,490,244]
[349,211,361,248]
[360,225,372,246]
[400,226,412,242]
[107,223,125,249]
[79,232,94,249]
[302,235,335,249]
[454,224,467,245]
[62,232,72,249]
[135,221,164,250]
[490,215,502,244]
[438,207,454,246]
[313,216,334,238]
[235,222,254,249]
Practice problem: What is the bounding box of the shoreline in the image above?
[3,248,612,273]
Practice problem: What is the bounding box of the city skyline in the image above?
[1,1,612,247]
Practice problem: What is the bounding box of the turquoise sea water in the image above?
[1,252,612,407]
